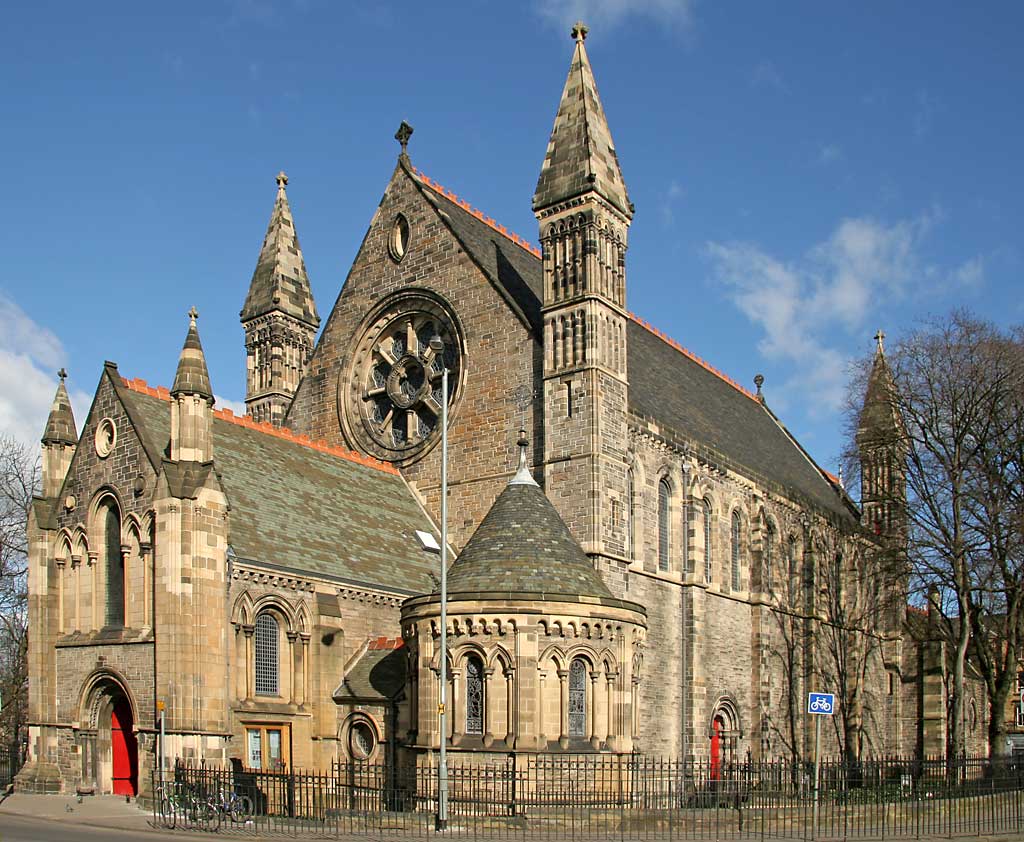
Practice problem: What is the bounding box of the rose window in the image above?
[341,293,462,464]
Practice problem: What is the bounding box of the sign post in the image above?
[807,692,835,839]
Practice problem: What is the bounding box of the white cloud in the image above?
[751,60,787,93]
[0,294,90,449]
[705,211,984,415]
[214,394,248,416]
[817,144,844,165]
[536,0,695,34]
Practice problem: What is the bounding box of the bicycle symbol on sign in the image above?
[807,692,835,715]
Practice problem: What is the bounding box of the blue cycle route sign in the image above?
[807,692,835,715]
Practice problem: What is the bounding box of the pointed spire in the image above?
[533,23,632,218]
[510,428,538,486]
[172,307,213,400]
[857,328,899,445]
[240,171,320,329]
[42,369,77,445]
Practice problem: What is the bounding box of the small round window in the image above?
[94,418,117,458]
[349,720,376,759]
[389,214,410,262]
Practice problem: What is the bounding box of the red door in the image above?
[710,717,723,781]
[111,699,138,796]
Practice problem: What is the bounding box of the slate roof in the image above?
[333,637,407,702]
[117,380,440,594]
[445,470,628,605]
[532,30,632,218]
[857,345,900,447]
[240,172,320,329]
[412,171,855,524]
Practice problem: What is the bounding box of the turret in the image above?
[170,307,214,463]
[241,171,320,426]
[40,369,77,499]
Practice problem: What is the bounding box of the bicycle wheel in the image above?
[198,798,222,832]
[231,793,254,823]
[158,795,177,829]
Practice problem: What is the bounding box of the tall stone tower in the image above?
[534,22,633,562]
[856,331,906,541]
[241,172,320,426]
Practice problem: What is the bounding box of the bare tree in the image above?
[846,312,1024,760]
[0,434,38,746]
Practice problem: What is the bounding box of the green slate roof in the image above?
[120,384,439,594]
[333,637,407,702]
[445,470,616,601]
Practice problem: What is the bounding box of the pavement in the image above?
[0,791,167,833]
[2,791,1024,841]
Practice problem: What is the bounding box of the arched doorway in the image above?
[111,697,138,795]
[710,716,725,780]
[79,671,139,796]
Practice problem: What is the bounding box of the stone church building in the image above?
[18,25,984,796]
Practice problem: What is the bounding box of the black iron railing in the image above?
[159,752,1024,839]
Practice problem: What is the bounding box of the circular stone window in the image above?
[388,214,410,263]
[349,720,376,760]
[94,418,117,458]
[340,291,463,465]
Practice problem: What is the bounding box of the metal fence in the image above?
[0,742,25,790]
[159,753,1024,840]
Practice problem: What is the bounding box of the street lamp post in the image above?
[429,335,449,831]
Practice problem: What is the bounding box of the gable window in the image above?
[255,612,280,696]
[703,499,713,583]
[658,479,671,572]
[568,658,587,738]
[465,655,484,736]
[731,511,742,591]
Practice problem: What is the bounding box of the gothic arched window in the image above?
[568,658,587,738]
[658,478,671,572]
[626,469,636,560]
[763,521,775,593]
[102,500,124,627]
[703,499,714,583]
[255,612,280,696]
[465,655,484,736]
[731,510,742,591]
[787,536,799,596]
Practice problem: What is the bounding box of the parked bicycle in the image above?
[155,780,222,831]
[215,784,254,824]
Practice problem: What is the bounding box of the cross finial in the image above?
[276,171,288,189]
[57,367,67,382]
[571,20,589,42]
[188,306,199,326]
[395,121,414,160]
[874,329,885,354]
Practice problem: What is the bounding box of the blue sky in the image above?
[2,0,1021,483]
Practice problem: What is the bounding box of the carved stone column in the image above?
[119,544,131,626]
[300,633,310,707]
[589,670,600,748]
[557,668,569,748]
[605,670,620,751]
[504,668,515,747]
[537,670,547,748]
[140,542,152,630]
[242,624,255,700]
[450,669,461,744]
[71,555,81,631]
[482,667,495,746]
[55,558,65,634]
[287,631,299,704]
[87,551,98,630]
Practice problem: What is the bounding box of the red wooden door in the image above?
[111,698,137,796]
[710,717,723,781]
